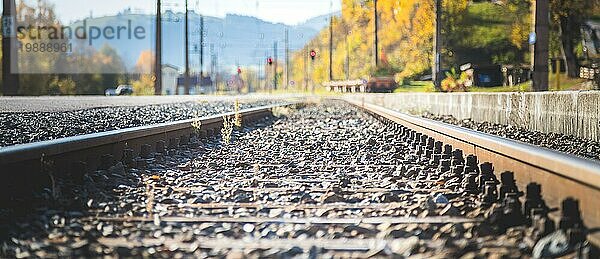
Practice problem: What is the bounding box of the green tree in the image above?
[10,0,131,95]
[550,0,598,78]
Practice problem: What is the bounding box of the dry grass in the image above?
[234,99,242,128]
[221,115,234,145]
[191,111,203,134]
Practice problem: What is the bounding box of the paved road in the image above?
[0,94,304,113]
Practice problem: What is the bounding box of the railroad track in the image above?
[0,99,598,258]
[345,98,600,247]
[0,103,291,206]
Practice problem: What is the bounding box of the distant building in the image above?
[460,63,504,87]
[162,64,179,95]
[501,65,531,87]
[177,75,215,95]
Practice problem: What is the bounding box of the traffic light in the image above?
[310,50,317,61]
[267,57,273,65]
[237,67,242,74]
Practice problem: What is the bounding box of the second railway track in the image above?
[0,99,598,258]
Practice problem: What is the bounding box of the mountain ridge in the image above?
[66,11,336,72]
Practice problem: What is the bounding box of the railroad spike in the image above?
[99,154,114,171]
[419,134,428,146]
[499,172,521,200]
[524,183,549,226]
[531,208,555,239]
[442,144,453,159]
[465,155,479,172]
[156,140,166,154]
[122,148,134,166]
[434,141,443,154]
[69,161,88,185]
[168,138,180,149]
[437,159,451,174]
[462,173,479,194]
[180,134,190,145]
[480,181,498,208]
[452,149,464,162]
[478,162,497,192]
[559,198,585,235]
[432,154,442,166]
[140,144,153,159]
[500,193,526,230]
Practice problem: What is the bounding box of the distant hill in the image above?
[68,12,332,72]
[298,11,341,31]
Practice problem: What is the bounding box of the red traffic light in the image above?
[267,57,273,65]
[310,50,317,60]
[237,67,242,74]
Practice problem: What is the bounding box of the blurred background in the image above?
[0,0,599,96]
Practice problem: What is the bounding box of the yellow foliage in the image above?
[135,50,155,74]
[290,0,442,87]
[132,74,155,96]
[53,78,76,95]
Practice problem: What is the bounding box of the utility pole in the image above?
[346,31,350,80]
[199,15,204,79]
[285,28,289,90]
[256,58,264,90]
[2,0,19,95]
[304,46,308,91]
[273,41,278,90]
[210,43,215,92]
[432,0,443,90]
[374,0,379,68]
[531,0,549,91]
[329,16,334,81]
[184,0,190,95]
[310,48,315,94]
[154,0,162,95]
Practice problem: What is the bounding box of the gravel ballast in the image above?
[1,101,591,258]
[0,99,283,147]
[423,113,600,161]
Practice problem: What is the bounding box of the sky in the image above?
[17,0,342,25]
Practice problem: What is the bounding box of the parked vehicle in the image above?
[104,88,117,96]
[116,85,134,95]
[367,77,398,93]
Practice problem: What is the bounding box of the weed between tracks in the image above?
[221,115,234,145]
[191,111,202,134]
[234,99,242,128]
[41,154,60,200]
[272,106,293,117]
[145,181,155,216]
[192,100,242,145]
[221,100,244,145]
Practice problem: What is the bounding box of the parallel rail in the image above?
[0,103,294,206]
[346,98,600,246]
[2,98,599,247]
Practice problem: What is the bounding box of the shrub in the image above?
[441,68,469,92]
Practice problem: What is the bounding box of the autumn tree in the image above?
[129,50,156,95]
[8,0,130,95]
[550,0,598,78]
[135,50,155,74]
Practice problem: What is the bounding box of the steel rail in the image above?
[0,102,296,206]
[345,98,600,246]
